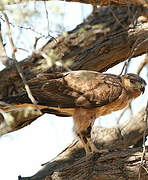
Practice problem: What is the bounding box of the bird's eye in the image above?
[130,79,136,84]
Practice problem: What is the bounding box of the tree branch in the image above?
[19,108,148,180]
[0,21,13,66]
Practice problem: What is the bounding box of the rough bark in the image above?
[19,109,148,180]
[20,148,148,180]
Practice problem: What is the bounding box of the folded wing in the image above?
[0,70,123,116]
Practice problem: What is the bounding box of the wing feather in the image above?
[0,71,122,116]
[28,70,122,108]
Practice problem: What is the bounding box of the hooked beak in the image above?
[140,87,145,94]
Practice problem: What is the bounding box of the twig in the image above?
[138,101,148,180]
[116,103,133,125]
[120,38,139,75]
[120,37,148,75]
[117,108,128,125]
[33,37,42,50]
[2,10,42,115]
[137,53,148,75]
[44,1,50,36]
[0,20,13,66]
[109,6,128,30]
[17,47,30,53]
[0,13,59,56]
[125,37,148,75]
[0,16,58,39]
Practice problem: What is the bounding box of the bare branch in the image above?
[44,1,50,36]
[137,53,148,75]
[116,103,133,125]
[2,10,42,115]
[120,35,148,75]
[0,20,13,66]
[0,16,54,39]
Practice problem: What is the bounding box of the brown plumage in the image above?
[1,70,147,155]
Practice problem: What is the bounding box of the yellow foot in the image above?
[85,149,109,156]
[86,137,109,154]
[85,151,92,156]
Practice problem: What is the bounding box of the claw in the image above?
[86,137,109,154]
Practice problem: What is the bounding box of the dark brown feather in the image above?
[4,71,122,107]
[0,70,123,116]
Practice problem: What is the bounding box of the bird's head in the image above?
[121,73,147,97]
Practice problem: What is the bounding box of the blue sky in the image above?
[0,2,147,180]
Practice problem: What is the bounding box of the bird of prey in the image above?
[1,70,147,155]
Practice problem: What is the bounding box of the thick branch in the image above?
[20,148,148,180]
[19,109,148,180]
[43,6,148,72]
[1,6,147,78]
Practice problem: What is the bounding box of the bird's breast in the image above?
[95,91,132,117]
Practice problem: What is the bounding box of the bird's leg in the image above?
[86,136,108,153]
[78,126,108,155]
[73,108,98,155]
[73,108,109,155]
[86,136,98,152]
[76,133,90,155]
[82,126,109,154]
[81,125,99,153]
[81,125,98,153]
